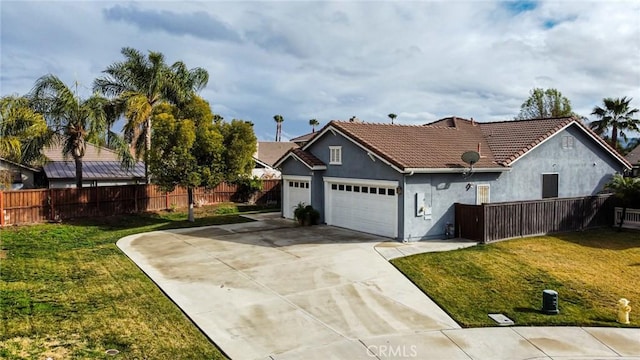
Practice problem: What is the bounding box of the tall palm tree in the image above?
[0,95,51,165]
[93,47,208,182]
[590,97,640,148]
[273,114,284,141]
[388,113,397,124]
[31,75,109,188]
[309,118,319,132]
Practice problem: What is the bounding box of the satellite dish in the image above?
[461,151,480,166]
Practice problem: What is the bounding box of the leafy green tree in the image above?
[93,47,208,182]
[149,96,224,222]
[605,173,640,229]
[309,118,319,132]
[0,95,51,165]
[516,88,574,120]
[590,97,639,148]
[388,113,397,124]
[30,75,111,188]
[273,114,284,141]
[219,119,258,180]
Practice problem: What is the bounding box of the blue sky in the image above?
[1,1,639,141]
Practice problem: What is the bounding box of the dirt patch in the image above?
[0,249,6,259]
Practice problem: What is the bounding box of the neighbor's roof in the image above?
[255,142,298,166]
[290,132,317,144]
[44,161,145,180]
[0,157,40,172]
[626,144,640,165]
[43,141,121,162]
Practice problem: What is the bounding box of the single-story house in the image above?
[625,144,640,177]
[252,141,298,179]
[275,116,631,241]
[0,158,40,190]
[43,142,145,188]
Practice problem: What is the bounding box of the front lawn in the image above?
[392,229,640,327]
[0,204,274,359]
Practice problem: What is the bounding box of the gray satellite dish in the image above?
[461,151,480,165]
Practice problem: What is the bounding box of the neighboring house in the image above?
[625,144,640,177]
[0,158,39,190]
[252,142,298,179]
[275,116,631,241]
[290,132,317,147]
[43,143,144,188]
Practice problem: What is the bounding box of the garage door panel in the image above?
[326,180,397,238]
[283,179,311,219]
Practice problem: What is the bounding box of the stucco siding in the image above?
[492,125,623,202]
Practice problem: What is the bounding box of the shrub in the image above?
[293,202,320,226]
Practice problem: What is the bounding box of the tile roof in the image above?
[43,141,121,162]
[626,144,640,165]
[291,148,325,167]
[44,161,145,180]
[478,117,575,166]
[290,132,317,143]
[256,142,298,166]
[328,118,500,170]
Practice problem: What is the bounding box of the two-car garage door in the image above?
[324,177,398,238]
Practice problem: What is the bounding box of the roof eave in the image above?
[403,167,511,174]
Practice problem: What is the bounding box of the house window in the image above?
[329,146,342,165]
[561,136,575,149]
[542,174,559,198]
[476,184,490,204]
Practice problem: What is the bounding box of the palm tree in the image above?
[388,113,397,124]
[309,118,319,132]
[31,75,109,188]
[605,173,640,230]
[0,95,51,165]
[590,97,640,148]
[93,47,208,182]
[273,114,284,141]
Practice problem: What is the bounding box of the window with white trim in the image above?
[561,136,575,149]
[476,184,490,205]
[329,146,342,165]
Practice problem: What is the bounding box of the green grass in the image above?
[0,204,277,359]
[392,228,640,328]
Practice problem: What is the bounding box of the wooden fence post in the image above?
[0,191,5,227]
[166,191,169,210]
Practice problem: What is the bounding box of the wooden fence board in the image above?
[0,180,281,226]
[456,194,617,243]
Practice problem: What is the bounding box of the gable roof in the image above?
[290,132,317,144]
[273,148,326,170]
[626,144,640,166]
[44,161,145,180]
[255,142,298,166]
[0,157,40,172]
[297,116,631,173]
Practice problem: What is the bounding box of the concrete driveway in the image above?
[118,216,640,360]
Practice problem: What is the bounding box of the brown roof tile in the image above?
[256,142,298,166]
[291,148,325,167]
[626,144,640,165]
[329,119,500,170]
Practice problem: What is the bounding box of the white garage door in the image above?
[324,177,398,238]
[282,176,311,219]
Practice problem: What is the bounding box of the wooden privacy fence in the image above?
[455,195,617,243]
[0,180,281,226]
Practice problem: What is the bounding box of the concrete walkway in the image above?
[117,216,640,359]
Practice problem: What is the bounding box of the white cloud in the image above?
[1,0,639,140]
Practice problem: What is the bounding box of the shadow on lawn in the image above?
[552,228,640,250]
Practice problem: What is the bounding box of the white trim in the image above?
[323,176,398,187]
[329,146,342,165]
[509,120,631,169]
[274,152,327,170]
[282,175,312,182]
